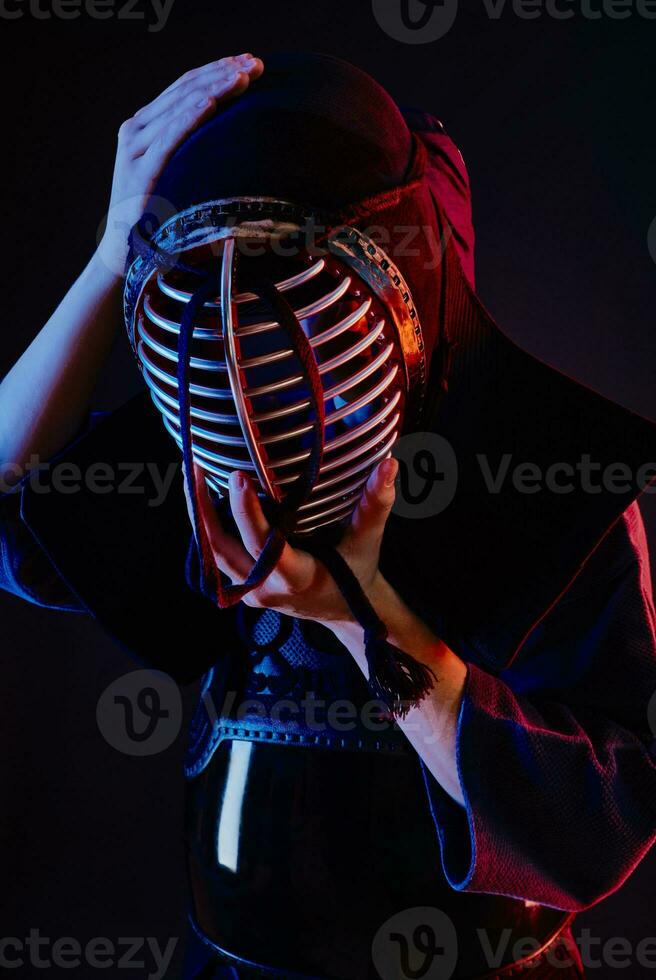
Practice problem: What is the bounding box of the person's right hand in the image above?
[98,52,264,275]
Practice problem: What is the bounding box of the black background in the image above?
[1,1,655,977]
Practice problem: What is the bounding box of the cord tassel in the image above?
[302,542,436,715]
[364,626,436,718]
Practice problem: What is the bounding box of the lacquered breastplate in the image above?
[184,609,567,979]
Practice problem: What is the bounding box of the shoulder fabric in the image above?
[401,105,476,288]
[422,501,656,910]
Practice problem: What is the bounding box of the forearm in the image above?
[329,574,468,806]
[0,57,265,490]
[0,250,123,484]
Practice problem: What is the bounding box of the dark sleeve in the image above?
[422,501,656,911]
[401,106,476,289]
[12,394,243,684]
[0,414,111,612]
[0,485,84,611]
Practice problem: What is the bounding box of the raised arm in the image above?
[0,53,263,487]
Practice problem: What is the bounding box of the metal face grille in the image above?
[127,211,424,535]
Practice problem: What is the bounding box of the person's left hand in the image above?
[183,457,399,628]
